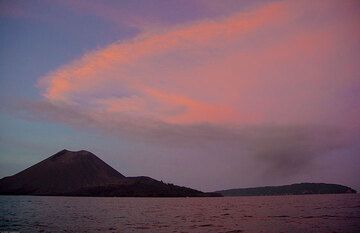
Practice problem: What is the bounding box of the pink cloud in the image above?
[38,0,360,126]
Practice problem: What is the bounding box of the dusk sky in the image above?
[0,0,359,192]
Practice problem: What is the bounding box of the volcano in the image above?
[0,149,220,197]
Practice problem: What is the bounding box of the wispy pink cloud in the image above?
[37,0,360,126]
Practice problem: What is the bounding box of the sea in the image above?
[0,194,359,233]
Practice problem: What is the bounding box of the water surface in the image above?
[1,194,359,232]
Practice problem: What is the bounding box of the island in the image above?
[0,149,221,197]
[216,183,357,196]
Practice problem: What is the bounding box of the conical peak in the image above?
[50,149,95,161]
[59,149,91,154]
[0,149,126,195]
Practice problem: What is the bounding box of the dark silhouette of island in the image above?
[0,149,221,197]
[216,183,357,196]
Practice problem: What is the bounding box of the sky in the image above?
[0,0,359,192]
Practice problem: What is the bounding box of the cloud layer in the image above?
[38,0,360,126]
[4,98,358,190]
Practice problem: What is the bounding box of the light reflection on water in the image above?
[1,194,359,232]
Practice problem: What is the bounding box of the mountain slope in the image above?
[0,150,125,195]
[216,183,357,196]
[0,149,220,197]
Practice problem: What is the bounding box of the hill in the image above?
[0,149,221,197]
[216,183,357,196]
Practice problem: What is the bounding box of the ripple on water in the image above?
[0,194,359,232]
[269,215,290,218]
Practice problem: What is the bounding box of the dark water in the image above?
[1,194,359,233]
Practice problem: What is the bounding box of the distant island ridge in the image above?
[0,149,356,197]
[216,183,356,196]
